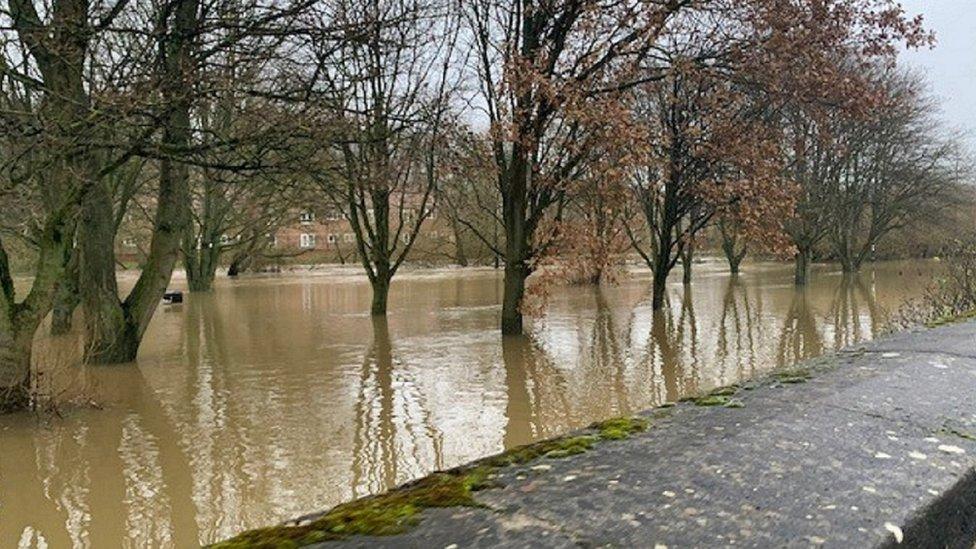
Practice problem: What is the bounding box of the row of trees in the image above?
[0,0,944,412]
[781,71,965,284]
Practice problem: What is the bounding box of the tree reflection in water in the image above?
[351,316,444,499]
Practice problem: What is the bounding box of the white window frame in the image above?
[299,211,315,224]
[300,233,316,249]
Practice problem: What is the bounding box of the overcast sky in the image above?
[900,0,976,152]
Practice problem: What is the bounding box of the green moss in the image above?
[212,416,653,548]
[772,368,812,384]
[483,434,599,466]
[925,309,976,328]
[680,385,741,407]
[709,385,739,397]
[693,395,731,406]
[211,469,491,548]
[592,416,650,440]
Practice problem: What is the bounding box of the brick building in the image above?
[272,202,455,264]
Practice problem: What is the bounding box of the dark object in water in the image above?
[163,291,183,304]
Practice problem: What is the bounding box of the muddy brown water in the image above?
[0,259,939,547]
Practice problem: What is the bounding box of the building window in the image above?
[267,233,277,247]
[122,238,136,248]
[299,210,315,224]
[300,233,316,249]
[324,209,342,221]
[327,234,337,244]
[344,233,354,243]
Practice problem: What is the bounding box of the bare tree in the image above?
[826,70,962,273]
[310,0,460,315]
[181,65,305,292]
[781,105,838,285]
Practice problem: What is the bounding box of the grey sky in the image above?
[900,0,976,151]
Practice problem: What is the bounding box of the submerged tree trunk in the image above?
[681,241,694,285]
[835,232,858,274]
[0,325,34,413]
[50,250,80,335]
[500,150,533,335]
[501,261,529,335]
[651,258,669,311]
[370,277,390,316]
[0,218,75,412]
[79,179,129,362]
[227,254,248,277]
[720,222,747,275]
[186,266,217,292]
[838,251,859,274]
[649,222,677,311]
[727,248,745,275]
[794,246,812,286]
[184,242,220,292]
[451,216,468,267]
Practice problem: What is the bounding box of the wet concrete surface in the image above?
[311,321,976,548]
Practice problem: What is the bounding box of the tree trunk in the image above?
[681,242,693,285]
[0,218,74,412]
[227,254,248,277]
[50,250,80,335]
[50,291,77,335]
[451,217,468,267]
[500,148,531,335]
[728,252,744,275]
[501,262,528,335]
[79,179,133,363]
[839,253,859,274]
[650,229,675,311]
[651,263,668,311]
[720,227,746,275]
[85,318,142,364]
[187,268,215,292]
[185,244,218,292]
[370,276,390,316]
[794,247,812,286]
[0,328,33,413]
[455,240,468,268]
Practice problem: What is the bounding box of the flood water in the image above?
[0,259,938,547]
